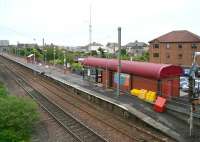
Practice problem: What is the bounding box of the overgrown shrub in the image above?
[0,83,39,142]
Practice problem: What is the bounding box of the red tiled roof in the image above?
[149,30,200,43]
[82,57,183,79]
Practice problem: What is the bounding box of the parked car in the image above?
[182,84,189,92]
[181,79,200,92]
[180,76,188,89]
[180,76,188,83]
[183,68,190,76]
[180,81,188,89]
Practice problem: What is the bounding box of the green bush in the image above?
[0,83,8,97]
[0,83,39,142]
[71,63,83,71]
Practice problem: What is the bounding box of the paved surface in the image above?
[2,53,200,142]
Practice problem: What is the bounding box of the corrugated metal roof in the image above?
[82,57,182,79]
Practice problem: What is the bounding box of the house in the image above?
[0,40,9,47]
[87,42,104,51]
[17,43,38,48]
[105,42,118,53]
[0,40,9,52]
[149,30,200,67]
[71,46,88,52]
[125,40,148,56]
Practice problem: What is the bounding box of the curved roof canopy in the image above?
[82,57,182,79]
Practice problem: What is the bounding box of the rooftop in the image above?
[83,57,182,79]
[125,40,147,47]
[149,30,200,43]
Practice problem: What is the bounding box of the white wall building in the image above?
[0,40,9,47]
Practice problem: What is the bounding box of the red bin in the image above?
[153,96,167,112]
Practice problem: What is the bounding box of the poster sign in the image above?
[87,69,91,76]
[114,73,129,86]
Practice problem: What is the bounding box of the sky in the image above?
[0,0,200,46]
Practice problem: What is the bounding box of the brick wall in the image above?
[161,77,180,98]
[102,69,180,98]
[131,76,157,92]
[149,42,200,66]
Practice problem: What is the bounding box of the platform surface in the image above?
[2,53,200,142]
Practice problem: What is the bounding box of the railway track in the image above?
[0,56,174,142]
[36,75,170,142]
[3,63,106,142]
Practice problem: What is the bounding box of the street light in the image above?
[53,46,56,67]
[106,49,109,89]
[63,50,66,74]
[33,48,36,64]
[117,27,121,97]
[33,38,36,64]
[44,49,47,65]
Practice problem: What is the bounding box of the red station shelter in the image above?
[82,57,183,99]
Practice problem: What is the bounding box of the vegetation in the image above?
[0,82,39,142]
[0,82,8,96]
[71,62,83,72]
[7,46,149,67]
[97,47,106,58]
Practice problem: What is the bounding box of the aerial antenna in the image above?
[89,4,92,51]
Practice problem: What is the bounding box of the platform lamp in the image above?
[105,49,108,89]
[33,48,36,64]
[53,46,56,67]
[63,50,66,74]
[33,38,36,64]
[117,27,122,97]
[43,49,47,65]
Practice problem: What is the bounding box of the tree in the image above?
[0,82,8,97]
[121,48,127,56]
[90,50,97,56]
[0,83,39,142]
[98,47,106,58]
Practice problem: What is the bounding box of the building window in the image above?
[153,53,159,57]
[178,44,182,48]
[154,44,159,48]
[166,53,170,58]
[166,43,170,49]
[178,54,183,59]
[192,43,197,48]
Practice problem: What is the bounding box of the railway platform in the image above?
[2,53,200,142]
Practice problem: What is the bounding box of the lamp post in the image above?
[33,49,36,64]
[117,27,121,97]
[53,46,56,67]
[106,49,109,89]
[63,50,66,74]
[43,49,47,65]
[33,38,36,64]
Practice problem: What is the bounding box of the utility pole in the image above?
[89,4,92,51]
[53,46,56,67]
[63,50,66,74]
[42,38,45,49]
[33,49,36,64]
[33,39,36,64]
[117,27,121,97]
[43,49,47,65]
